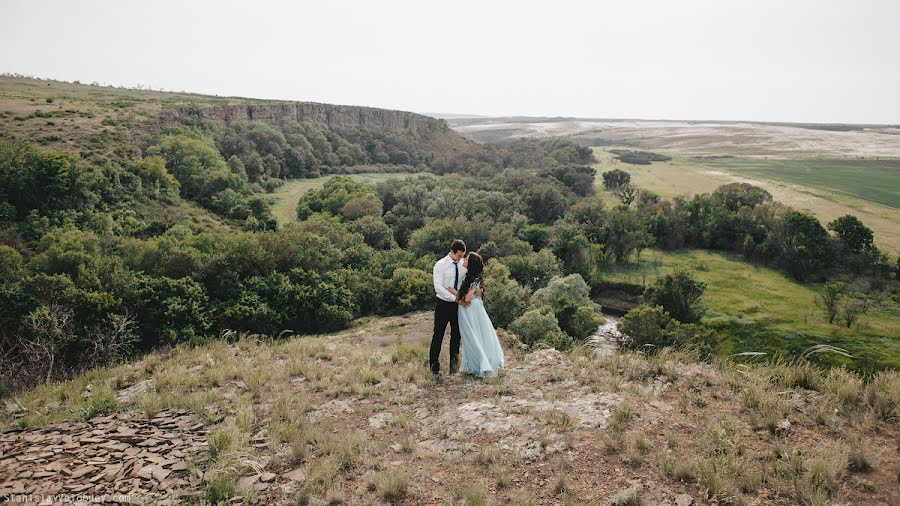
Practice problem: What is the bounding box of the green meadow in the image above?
[602,249,900,370]
[694,158,900,209]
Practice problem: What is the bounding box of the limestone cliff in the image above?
[151,101,478,161]
[159,102,446,139]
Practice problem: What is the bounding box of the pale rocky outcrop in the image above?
[159,102,447,138]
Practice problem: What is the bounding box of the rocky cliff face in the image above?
[147,100,479,161]
[158,102,447,139]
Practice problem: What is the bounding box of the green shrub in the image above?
[561,304,605,340]
[519,223,550,251]
[218,268,355,335]
[296,176,380,221]
[131,275,211,348]
[483,260,528,328]
[407,217,530,259]
[643,269,706,323]
[618,305,671,349]
[499,249,563,289]
[381,268,432,315]
[664,321,717,355]
[348,215,396,250]
[0,245,24,284]
[531,274,602,341]
[510,308,572,350]
[618,304,716,354]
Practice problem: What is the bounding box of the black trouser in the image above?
[430,299,460,374]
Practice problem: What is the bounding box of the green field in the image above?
[269,172,428,225]
[602,249,900,370]
[694,158,900,209]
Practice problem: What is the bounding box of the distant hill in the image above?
[447,115,900,158]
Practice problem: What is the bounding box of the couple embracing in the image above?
[430,239,505,378]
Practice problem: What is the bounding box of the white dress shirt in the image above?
[433,254,467,302]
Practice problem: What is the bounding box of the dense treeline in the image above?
[0,133,601,393]
[1,127,897,393]
[211,119,431,182]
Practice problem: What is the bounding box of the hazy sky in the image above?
[2,0,898,123]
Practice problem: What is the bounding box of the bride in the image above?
[449,252,505,378]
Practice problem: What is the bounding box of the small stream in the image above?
[586,313,622,357]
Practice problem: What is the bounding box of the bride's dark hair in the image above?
[457,252,484,301]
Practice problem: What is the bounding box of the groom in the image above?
[430,239,466,376]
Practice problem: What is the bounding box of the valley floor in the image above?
[2,314,898,505]
[600,248,900,370]
[269,172,427,227]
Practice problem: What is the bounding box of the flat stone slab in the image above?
[0,409,206,503]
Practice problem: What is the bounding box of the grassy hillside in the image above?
[2,75,899,505]
[0,75,257,160]
[602,249,900,369]
[2,315,898,504]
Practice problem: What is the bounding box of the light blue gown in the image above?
[458,281,505,377]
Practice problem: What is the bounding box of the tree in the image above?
[818,281,844,324]
[227,155,248,181]
[0,245,24,285]
[549,164,596,197]
[407,217,529,259]
[522,184,568,224]
[499,250,563,290]
[566,198,607,243]
[602,169,631,190]
[778,211,831,280]
[0,140,106,221]
[245,152,265,181]
[263,153,282,178]
[341,196,382,221]
[613,183,639,207]
[153,134,228,198]
[643,270,706,323]
[131,275,211,348]
[482,260,528,328]
[841,296,871,328]
[547,223,593,277]
[347,216,396,250]
[828,215,874,255]
[602,207,653,264]
[711,183,772,211]
[519,224,550,251]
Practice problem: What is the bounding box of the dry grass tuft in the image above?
[377,469,410,504]
[454,483,488,506]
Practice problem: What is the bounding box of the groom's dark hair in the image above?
[450,239,466,253]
